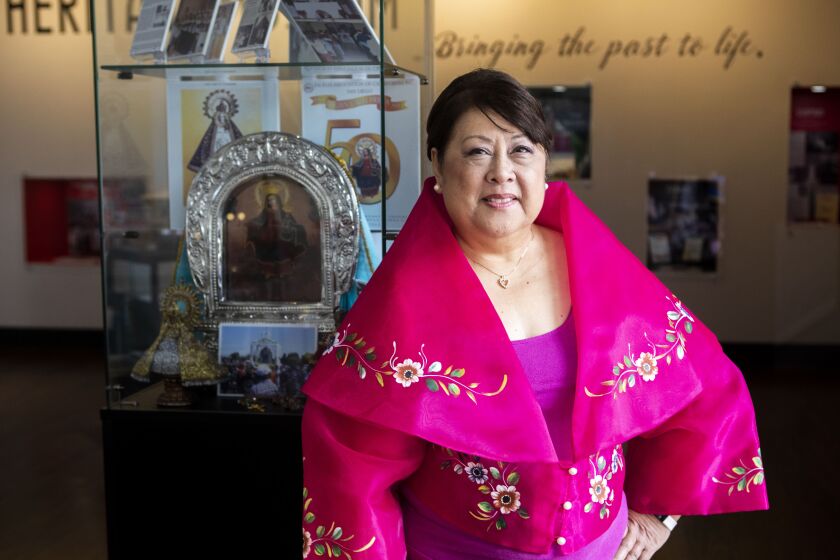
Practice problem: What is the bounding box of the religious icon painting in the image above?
[24,178,101,264]
[788,86,840,224]
[165,0,222,60]
[166,74,279,229]
[222,173,323,304]
[646,176,724,275]
[300,68,420,231]
[217,322,318,399]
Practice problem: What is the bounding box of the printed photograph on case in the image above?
[217,322,318,398]
[528,85,592,181]
[231,0,281,52]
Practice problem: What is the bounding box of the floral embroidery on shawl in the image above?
[712,449,766,495]
[302,486,376,558]
[439,448,530,531]
[583,445,624,519]
[325,327,508,403]
[585,296,695,398]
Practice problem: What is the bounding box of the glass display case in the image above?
[93,2,432,557]
[92,0,433,415]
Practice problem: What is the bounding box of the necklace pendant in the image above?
[497,276,510,289]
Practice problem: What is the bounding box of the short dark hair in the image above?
[426,68,552,162]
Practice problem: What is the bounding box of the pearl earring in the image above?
[433,183,442,193]
[544,182,549,191]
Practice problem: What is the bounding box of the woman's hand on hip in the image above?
[612,509,671,560]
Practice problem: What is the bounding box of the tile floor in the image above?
[0,335,835,559]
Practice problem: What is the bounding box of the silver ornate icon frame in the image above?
[186,131,360,334]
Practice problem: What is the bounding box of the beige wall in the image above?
[0,0,838,343]
[0,19,101,328]
[434,0,840,343]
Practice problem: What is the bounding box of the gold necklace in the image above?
[464,230,535,289]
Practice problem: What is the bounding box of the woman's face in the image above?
[432,108,547,243]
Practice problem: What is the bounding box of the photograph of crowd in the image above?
[217,323,318,399]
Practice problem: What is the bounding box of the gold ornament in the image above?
[131,284,223,407]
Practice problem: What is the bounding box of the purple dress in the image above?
[403,310,628,559]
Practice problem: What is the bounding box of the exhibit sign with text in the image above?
[788,87,840,225]
[300,69,420,231]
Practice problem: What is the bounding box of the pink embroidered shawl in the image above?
[300,178,768,558]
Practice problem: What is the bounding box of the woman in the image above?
[301,69,768,559]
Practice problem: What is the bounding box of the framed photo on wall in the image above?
[528,85,592,181]
[217,322,318,399]
[646,176,723,274]
[788,86,840,225]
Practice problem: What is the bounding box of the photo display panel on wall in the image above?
[130,0,177,59]
[300,67,420,231]
[527,86,592,181]
[166,0,222,61]
[166,74,280,229]
[788,86,840,225]
[646,177,723,274]
[231,0,282,55]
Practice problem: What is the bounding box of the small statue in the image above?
[131,284,223,407]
